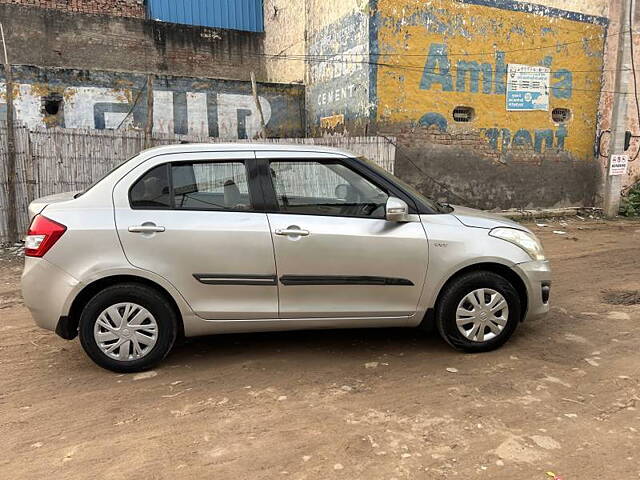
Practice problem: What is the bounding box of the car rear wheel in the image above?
[79,283,177,373]
[436,271,521,352]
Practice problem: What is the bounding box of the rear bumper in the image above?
[514,260,552,321]
[21,257,80,333]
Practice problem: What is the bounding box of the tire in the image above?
[436,271,521,353]
[79,283,178,373]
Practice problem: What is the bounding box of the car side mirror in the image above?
[386,197,411,222]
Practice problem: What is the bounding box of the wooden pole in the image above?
[1,23,18,242]
[144,74,154,149]
[250,71,267,139]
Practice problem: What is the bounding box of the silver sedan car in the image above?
[22,144,551,372]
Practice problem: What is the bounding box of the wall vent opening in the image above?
[552,108,571,123]
[452,106,474,122]
[43,94,63,116]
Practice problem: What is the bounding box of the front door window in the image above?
[269,161,389,218]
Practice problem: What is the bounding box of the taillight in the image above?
[24,215,67,257]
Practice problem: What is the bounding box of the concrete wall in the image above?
[263,0,306,84]
[597,0,640,203]
[368,0,608,209]
[0,0,145,18]
[625,23,640,194]
[0,65,305,138]
[0,3,268,81]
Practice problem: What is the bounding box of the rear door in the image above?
[257,152,429,320]
[113,151,278,320]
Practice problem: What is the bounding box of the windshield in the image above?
[356,156,449,213]
[74,156,136,198]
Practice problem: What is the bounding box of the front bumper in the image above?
[21,257,80,332]
[513,260,552,321]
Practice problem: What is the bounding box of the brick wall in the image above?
[0,3,267,81]
[0,0,145,18]
[380,123,599,210]
[382,123,502,163]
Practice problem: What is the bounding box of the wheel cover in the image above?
[93,302,158,361]
[455,288,509,342]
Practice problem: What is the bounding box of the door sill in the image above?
[186,315,413,335]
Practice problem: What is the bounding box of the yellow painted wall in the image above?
[375,0,607,160]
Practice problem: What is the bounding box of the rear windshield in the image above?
[74,156,135,198]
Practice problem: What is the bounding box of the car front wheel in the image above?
[78,283,178,373]
[436,271,521,352]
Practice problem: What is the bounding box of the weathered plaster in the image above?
[395,141,600,210]
[306,8,371,133]
[305,0,372,134]
[375,0,607,161]
[263,0,306,83]
[596,0,640,201]
[625,34,640,192]
[0,66,305,139]
[527,0,609,18]
[0,3,269,82]
[306,0,370,35]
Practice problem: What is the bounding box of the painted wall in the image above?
[362,0,608,209]
[528,0,609,18]
[0,66,305,139]
[374,0,607,161]
[305,0,372,135]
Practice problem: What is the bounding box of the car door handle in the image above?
[128,225,165,233]
[275,227,310,237]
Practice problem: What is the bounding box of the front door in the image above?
[259,154,429,319]
[113,151,278,320]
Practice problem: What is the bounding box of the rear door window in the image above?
[129,161,253,211]
[129,164,171,209]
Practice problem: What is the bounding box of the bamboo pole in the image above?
[1,22,18,242]
[144,74,154,149]
[250,71,267,139]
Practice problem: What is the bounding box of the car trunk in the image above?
[28,191,80,221]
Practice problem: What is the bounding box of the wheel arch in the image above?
[61,274,186,340]
[422,262,529,328]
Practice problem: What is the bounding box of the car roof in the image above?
[140,142,356,157]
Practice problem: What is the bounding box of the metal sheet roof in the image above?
[148,0,264,32]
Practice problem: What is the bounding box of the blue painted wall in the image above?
[306,9,370,133]
[148,0,264,32]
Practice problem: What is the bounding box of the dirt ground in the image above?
[1,218,639,480]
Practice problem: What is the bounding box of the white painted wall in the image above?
[0,83,274,139]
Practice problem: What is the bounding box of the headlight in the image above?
[489,227,546,261]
